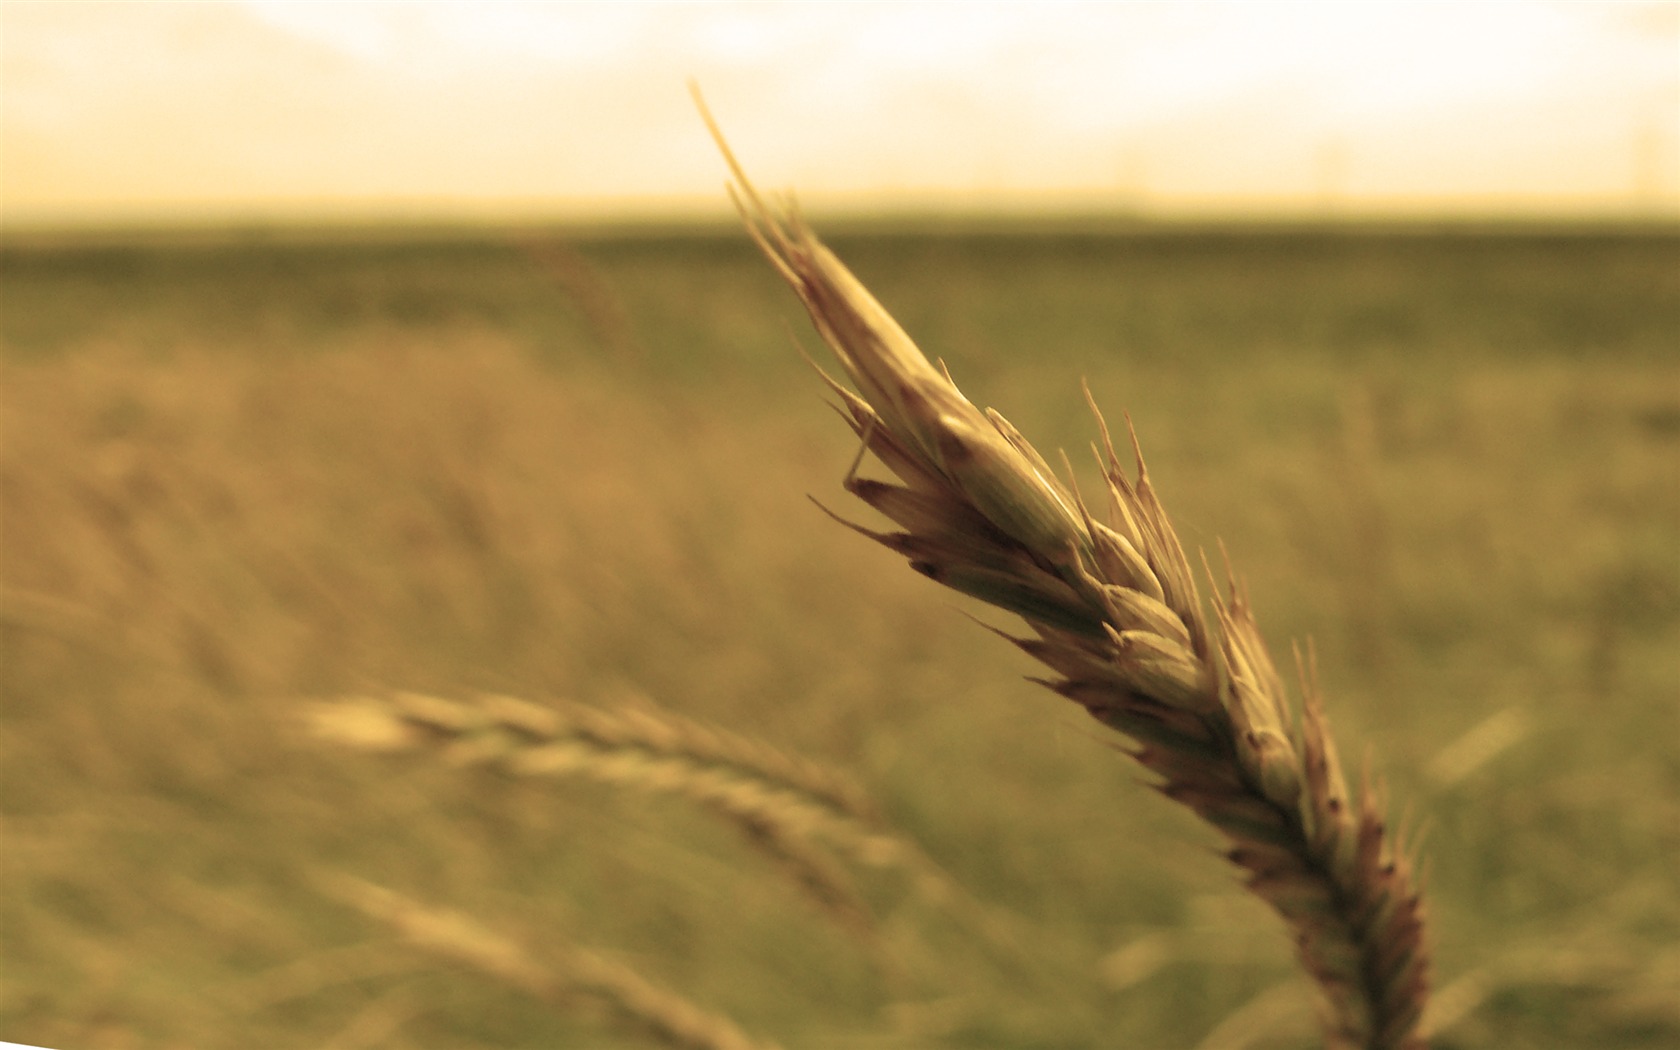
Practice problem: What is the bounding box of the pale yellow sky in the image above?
[2,0,1677,227]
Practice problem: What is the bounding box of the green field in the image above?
[2,223,1677,1049]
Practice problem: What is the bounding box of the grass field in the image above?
[2,223,1677,1049]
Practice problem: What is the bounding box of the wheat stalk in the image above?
[698,93,1430,1049]
[318,873,783,1050]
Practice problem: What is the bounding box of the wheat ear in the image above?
[309,690,912,878]
[698,96,1430,1049]
[318,873,783,1050]
[312,690,1052,990]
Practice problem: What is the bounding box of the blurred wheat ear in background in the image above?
[697,91,1430,1050]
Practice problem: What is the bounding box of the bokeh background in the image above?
[3,3,1677,1049]
[5,0,1679,224]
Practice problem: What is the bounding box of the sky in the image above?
[2,0,1677,227]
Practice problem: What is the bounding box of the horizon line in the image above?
[5,190,1679,239]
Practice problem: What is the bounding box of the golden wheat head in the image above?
[308,689,911,873]
[697,90,1430,1050]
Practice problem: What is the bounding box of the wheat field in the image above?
[2,223,1676,1048]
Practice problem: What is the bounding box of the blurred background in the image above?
[4,0,1679,225]
[2,3,1677,1049]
